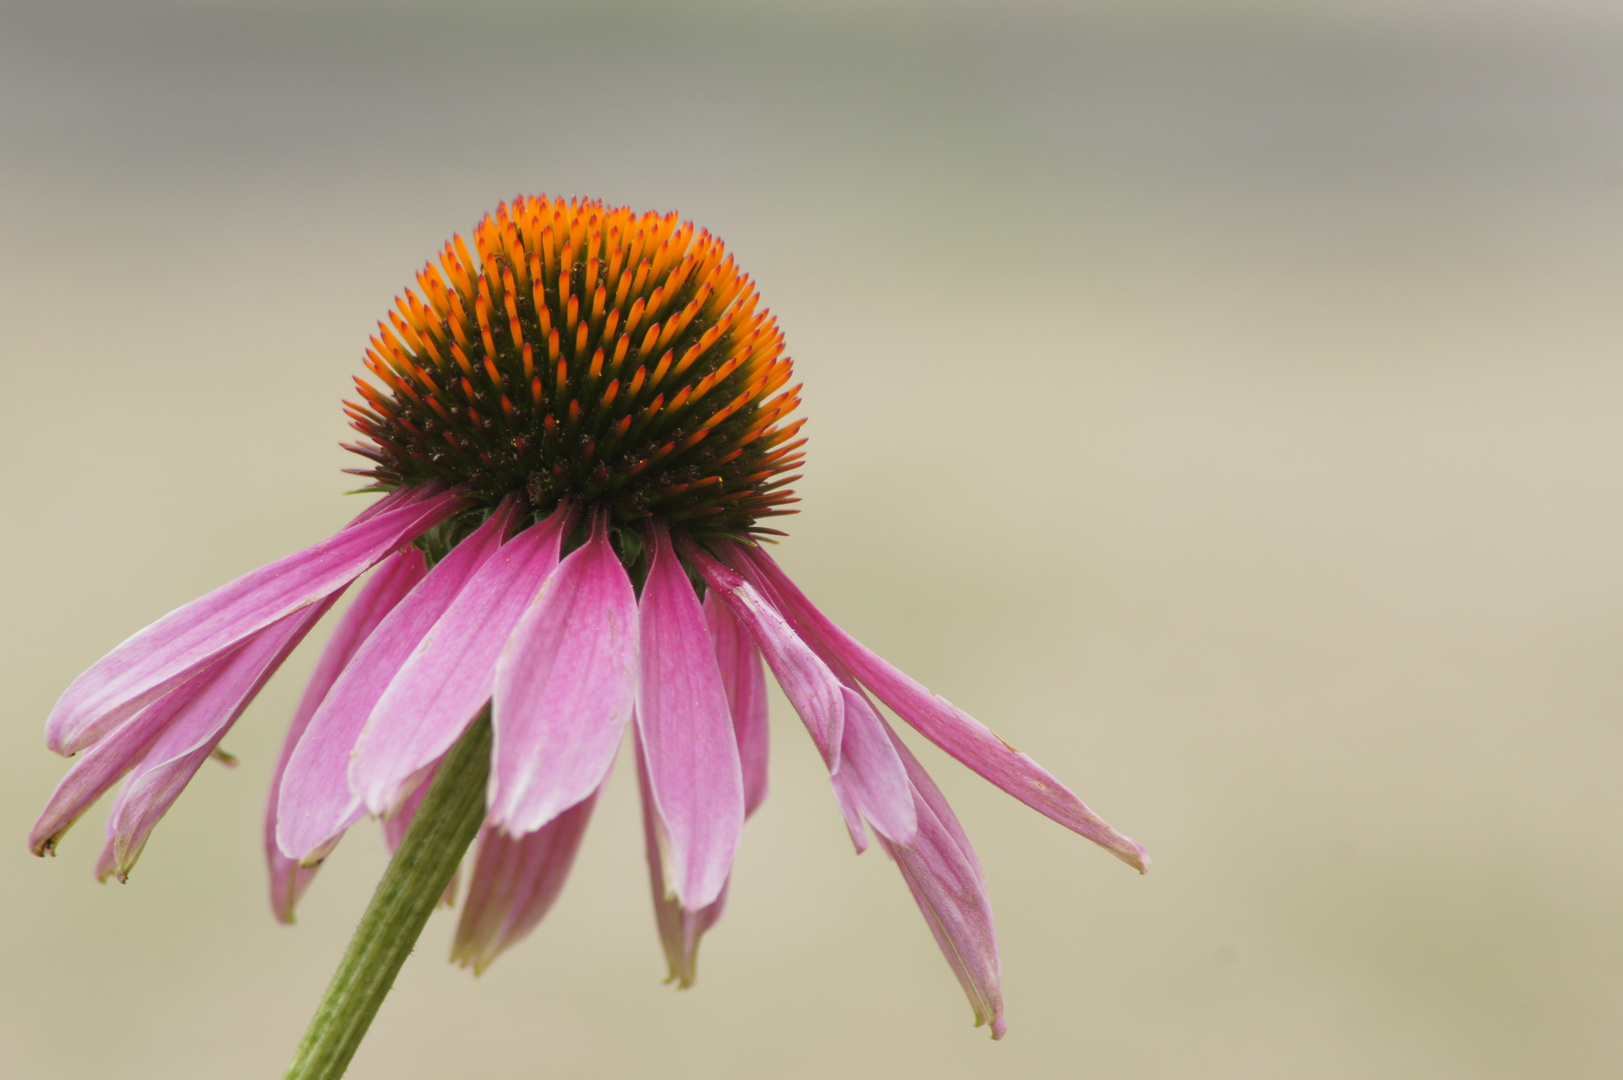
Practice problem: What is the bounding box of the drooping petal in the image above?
[488,513,637,836]
[452,789,600,974]
[634,522,743,911]
[728,541,1149,874]
[379,755,436,854]
[636,741,728,988]
[345,481,433,522]
[275,500,519,863]
[48,484,467,756]
[93,834,118,883]
[264,819,311,920]
[102,598,338,881]
[380,756,460,908]
[265,547,428,921]
[827,686,918,852]
[353,503,572,818]
[680,538,843,770]
[30,677,211,857]
[704,590,769,818]
[879,723,1005,1039]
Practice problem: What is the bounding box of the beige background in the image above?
[3,1,1622,1076]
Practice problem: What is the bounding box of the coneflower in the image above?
[31,195,1147,1077]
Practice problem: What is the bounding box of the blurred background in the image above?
[3,1,1621,1076]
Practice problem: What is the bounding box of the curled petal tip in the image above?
[28,812,63,857]
[1111,838,1151,875]
[94,846,120,883]
[296,837,339,868]
[448,939,486,975]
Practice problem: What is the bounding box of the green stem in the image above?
[282,713,491,1080]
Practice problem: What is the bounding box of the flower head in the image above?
[345,194,802,538]
[31,196,1146,1040]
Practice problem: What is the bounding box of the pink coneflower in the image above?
[31,195,1146,1049]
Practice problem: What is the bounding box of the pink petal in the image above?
[264,546,428,922]
[727,541,1149,874]
[880,723,1005,1039]
[379,756,436,854]
[93,835,118,883]
[636,741,728,988]
[346,482,432,522]
[451,789,600,974]
[633,522,743,910]
[102,598,338,881]
[827,686,918,852]
[380,757,461,908]
[275,500,520,863]
[680,538,843,770]
[30,676,212,857]
[488,513,637,836]
[353,504,573,817]
[704,591,769,818]
[48,484,468,756]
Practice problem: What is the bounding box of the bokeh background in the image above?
[4,1,1622,1076]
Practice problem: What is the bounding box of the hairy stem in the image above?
[282,712,491,1080]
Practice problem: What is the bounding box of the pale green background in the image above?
[3,1,1621,1077]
